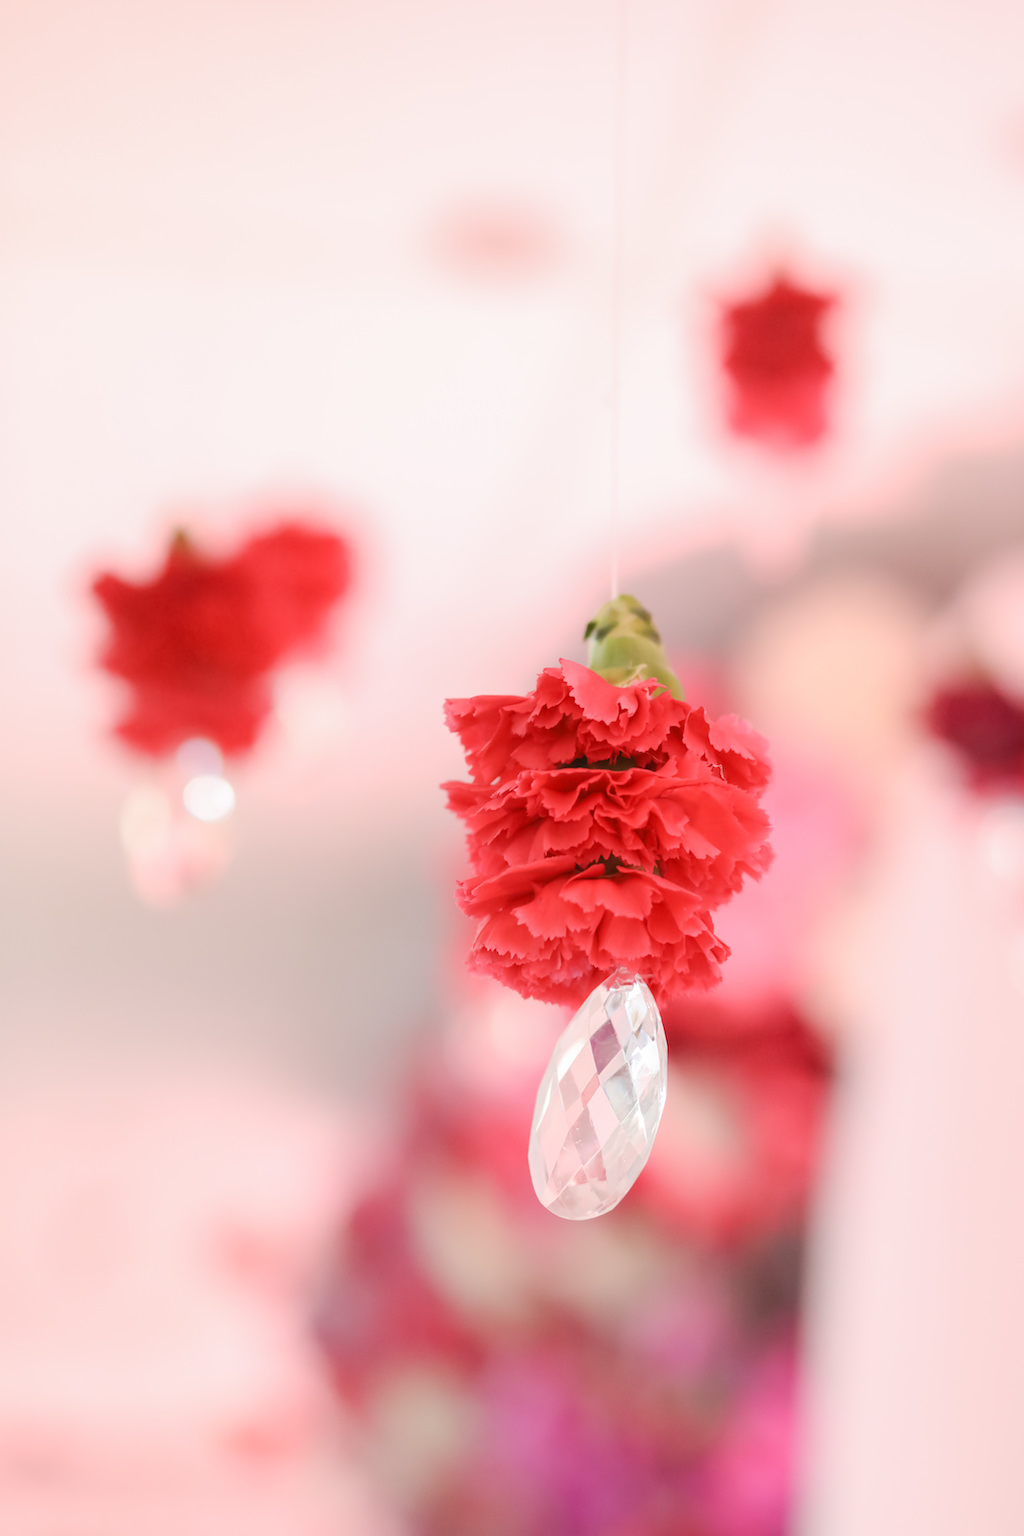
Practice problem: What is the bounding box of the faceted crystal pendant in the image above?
[528,968,668,1220]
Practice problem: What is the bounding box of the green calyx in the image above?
[583,594,684,700]
[170,527,197,558]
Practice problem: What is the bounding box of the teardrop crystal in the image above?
[528,968,668,1220]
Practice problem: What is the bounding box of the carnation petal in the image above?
[563,869,657,919]
[597,913,653,959]
[708,711,770,761]
[513,879,581,940]
[560,657,632,725]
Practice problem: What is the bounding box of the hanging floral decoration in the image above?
[91,516,352,906]
[92,520,351,758]
[444,596,772,1010]
[925,677,1024,792]
[717,270,837,450]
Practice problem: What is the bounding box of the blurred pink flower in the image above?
[699,1342,799,1536]
[711,758,863,1010]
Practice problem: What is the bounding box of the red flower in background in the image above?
[406,989,829,1249]
[313,1181,479,1407]
[718,272,837,450]
[926,679,1024,791]
[444,660,772,1009]
[235,525,351,655]
[93,520,351,757]
[641,1000,832,1245]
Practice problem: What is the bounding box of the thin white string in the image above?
[608,0,627,603]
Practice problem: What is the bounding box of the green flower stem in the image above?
[584,595,684,699]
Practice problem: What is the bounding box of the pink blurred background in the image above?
[2,0,1024,1530]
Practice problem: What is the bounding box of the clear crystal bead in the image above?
[528,968,668,1220]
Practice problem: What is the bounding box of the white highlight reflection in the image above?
[183,774,236,823]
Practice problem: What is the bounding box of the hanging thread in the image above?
[608,0,627,603]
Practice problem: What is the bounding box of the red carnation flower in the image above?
[718,272,836,450]
[93,520,351,757]
[926,679,1024,791]
[444,658,772,1009]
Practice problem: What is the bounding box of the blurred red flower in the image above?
[926,679,1024,790]
[641,1000,832,1245]
[93,521,351,757]
[718,272,836,449]
[235,524,352,655]
[313,1181,479,1406]
[444,660,772,1008]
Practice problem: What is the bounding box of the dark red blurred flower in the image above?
[444,660,772,1009]
[718,272,836,449]
[926,679,1024,791]
[92,520,351,757]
